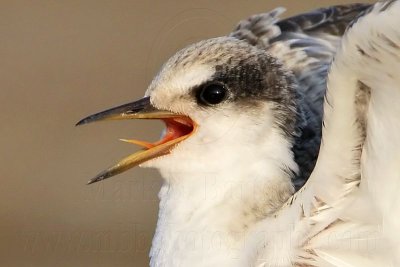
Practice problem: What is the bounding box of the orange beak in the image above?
[76,96,196,184]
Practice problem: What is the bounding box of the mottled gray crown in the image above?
[157,36,297,120]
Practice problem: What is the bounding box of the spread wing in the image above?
[229,4,371,189]
[247,1,400,266]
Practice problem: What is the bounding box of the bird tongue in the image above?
[120,117,194,149]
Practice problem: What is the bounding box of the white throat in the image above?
[146,112,297,266]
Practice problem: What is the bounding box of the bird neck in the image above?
[149,131,296,266]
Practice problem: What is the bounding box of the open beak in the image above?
[77,96,196,184]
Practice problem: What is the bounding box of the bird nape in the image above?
[77,1,400,266]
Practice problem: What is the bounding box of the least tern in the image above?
[78,1,400,266]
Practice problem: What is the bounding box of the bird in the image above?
[77,1,400,266]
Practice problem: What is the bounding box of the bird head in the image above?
[77,37,298,184]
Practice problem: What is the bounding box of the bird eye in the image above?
[197,83,227,105]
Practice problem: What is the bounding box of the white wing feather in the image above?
[251,1,400,266]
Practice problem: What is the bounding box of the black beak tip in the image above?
[86,169,112,185]
[76,116,93,127]
[76,119,86,127]
[87,176,102,185]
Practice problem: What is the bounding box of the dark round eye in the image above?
[197,83,227,105]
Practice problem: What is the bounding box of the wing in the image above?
[248,1,400,266]
[230,4,371,189]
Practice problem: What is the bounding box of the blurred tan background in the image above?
[0,1,373,266]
